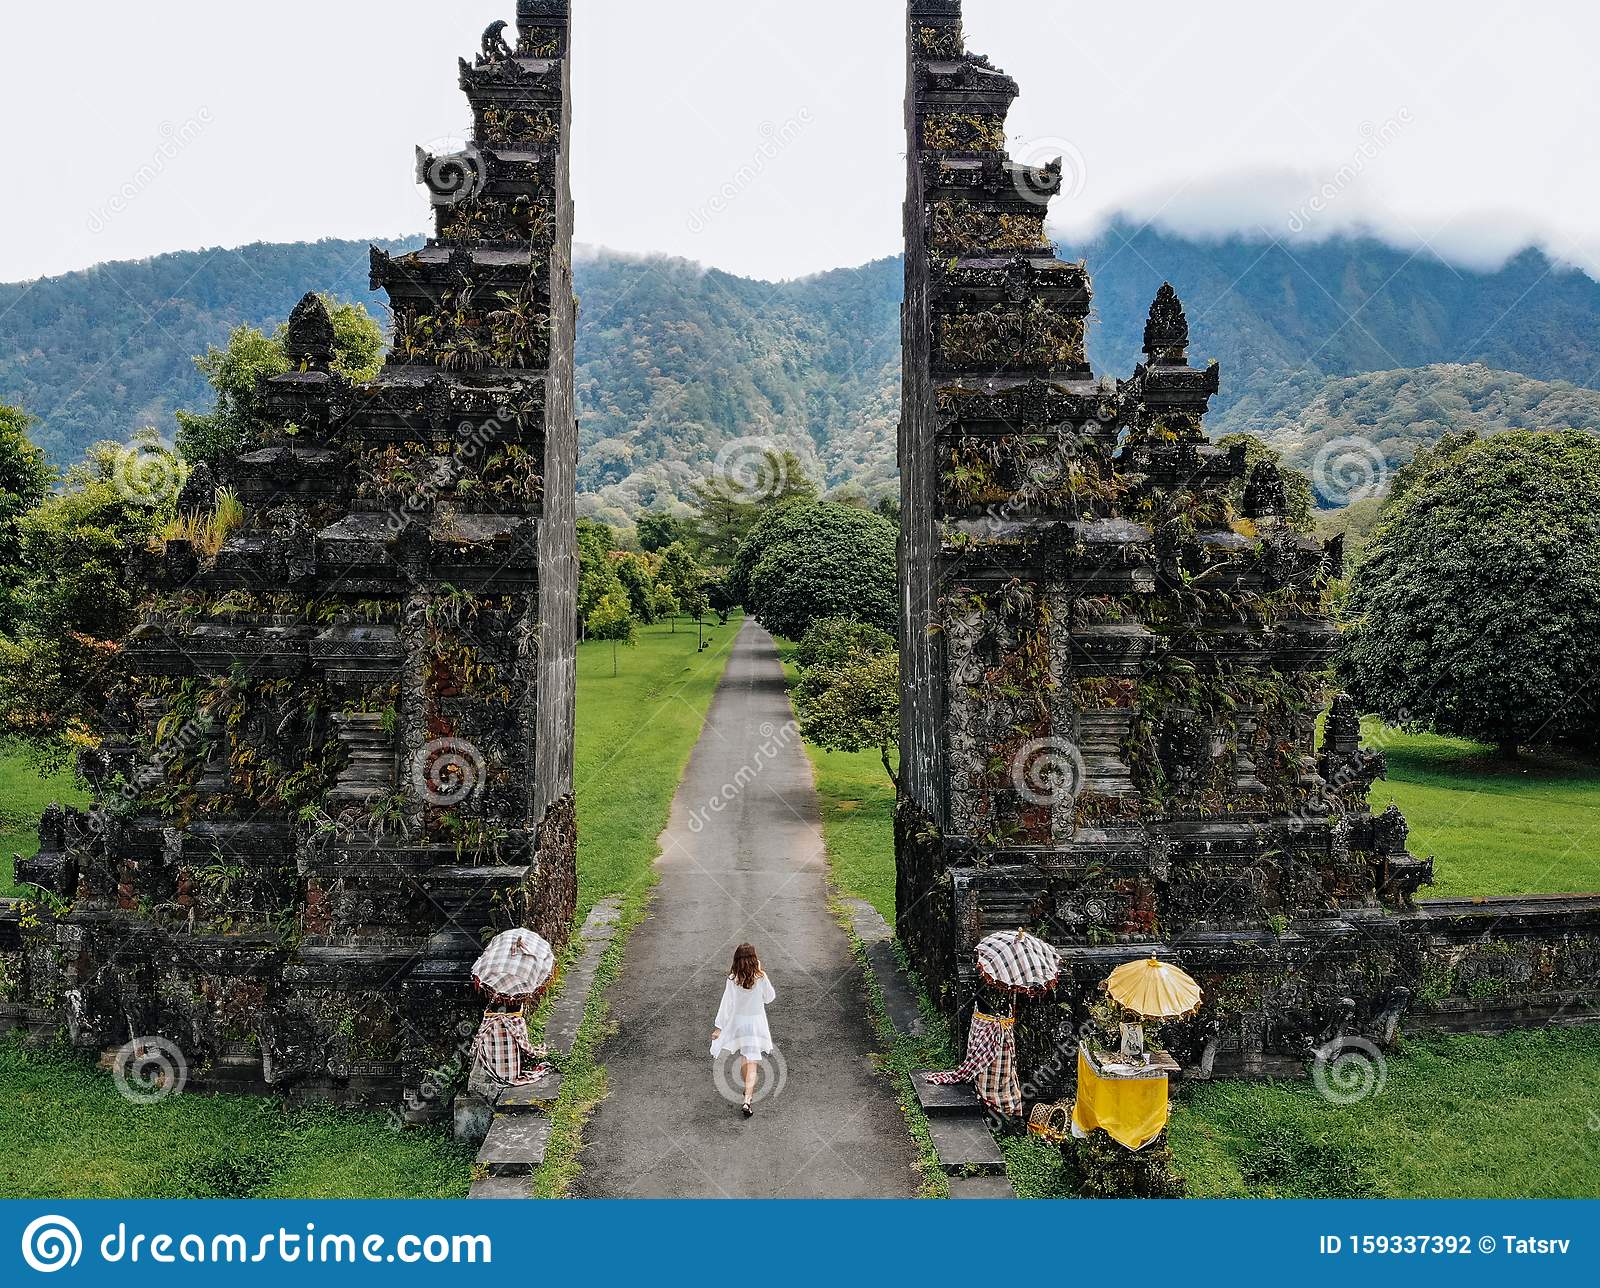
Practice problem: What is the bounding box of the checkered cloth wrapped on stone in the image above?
[471,1012,551,1087]
[471,928,556,1000]
[925,1010,1023,1119]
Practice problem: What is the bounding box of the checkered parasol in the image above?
[975,929,1062,995]
[472,929,555,1000]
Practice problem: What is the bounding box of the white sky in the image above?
[1,0,1597,284]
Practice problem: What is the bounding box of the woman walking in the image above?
[710,943,777,1117]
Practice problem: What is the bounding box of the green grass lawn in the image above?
[0,1041,475,1199]
[803,744,898,923]
[1369,721,1600,898]
[0,616,738,1200]
[572,617,740,917]
[1171,1029,1600,1198]
[1,747,89,900]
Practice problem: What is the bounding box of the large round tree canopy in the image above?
[1340,429,1600,754]
[734,500,898,640]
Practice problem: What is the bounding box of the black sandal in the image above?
[742,1102,754,1118]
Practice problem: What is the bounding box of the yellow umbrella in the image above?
[1105,956,1202,1018]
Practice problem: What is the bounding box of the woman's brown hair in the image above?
[729,943,761,989]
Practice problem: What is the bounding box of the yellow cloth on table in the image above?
[1070,1046,1169,1152]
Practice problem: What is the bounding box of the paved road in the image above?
[575,620,920,1198]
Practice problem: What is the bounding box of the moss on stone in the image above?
[938,300,1087,369]
[931,202,1047,256]
[923,112,1007,153]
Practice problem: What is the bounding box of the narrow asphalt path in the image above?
[575,619,920,1198]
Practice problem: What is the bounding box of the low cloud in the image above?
[1049,166,1598,282]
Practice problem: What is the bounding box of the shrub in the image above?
[734,502,897,639]
[1340,429,1600,755]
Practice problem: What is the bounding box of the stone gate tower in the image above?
[896,0,1600,1087]
[3,1,579,1115]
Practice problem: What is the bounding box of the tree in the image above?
[0,403,55,631]
[792,618,900,784]
[616,551,662,625]
[798,654,901,785]
[1340,430,1600,757]
[706,576,737,624]
[795,617,896,671]
[636,512,688,553]
[588,589,637,677]
[680,579,710,627]
[733,501,898,639]
[652,583,681,626]
[175,295,384,466]
[577,519,628,638]
[0,433,180,767]
[687,447,817,565]
[657,542,707,631]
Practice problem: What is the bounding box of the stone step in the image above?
[465,898,622,1198]
[479,1114,553,1178]
[844,899,927,1038]
[541,895,621,1056]
[913,1073,983,1116]
[495,1070,563,1113]
[948,1174,1018,1199]
[927,1112,1006,1176]
[865,940,926,1036]
[467,1174,533,1200]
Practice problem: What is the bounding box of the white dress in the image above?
[710,973,776,1062]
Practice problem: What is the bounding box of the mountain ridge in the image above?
[5,223,1599,518]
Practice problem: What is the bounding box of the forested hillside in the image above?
[571,253,901,523]
[1244,364,1600,480]
[0,239,418,466]
[4,223,1599,518]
